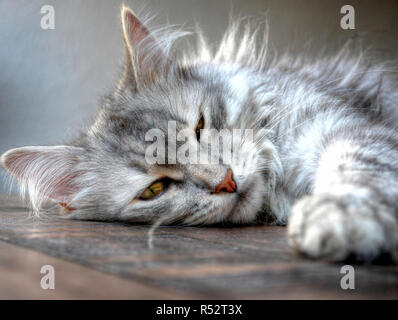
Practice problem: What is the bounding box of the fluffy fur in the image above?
[2,6,398,262]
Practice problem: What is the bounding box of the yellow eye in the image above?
[139,181,165,200]
[196,115,204,140]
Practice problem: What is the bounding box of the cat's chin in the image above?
[225,174,266,224]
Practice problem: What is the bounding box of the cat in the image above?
[1,5,398,263]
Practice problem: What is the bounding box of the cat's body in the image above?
[1,6,398,262]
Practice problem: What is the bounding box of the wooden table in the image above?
[0,194,397,299]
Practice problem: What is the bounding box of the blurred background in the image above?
[0,0,397,192]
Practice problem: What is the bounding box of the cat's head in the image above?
[1,6,273,225]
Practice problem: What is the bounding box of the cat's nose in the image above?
[214,169,237,193]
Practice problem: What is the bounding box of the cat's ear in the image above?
[1,146,85,210]
[120,6,168,90]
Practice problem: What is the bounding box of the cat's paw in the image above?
[287,193,398,262]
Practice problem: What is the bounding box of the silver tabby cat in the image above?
[2,6,398,262]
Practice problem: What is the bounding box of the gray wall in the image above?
[1,0,397,192]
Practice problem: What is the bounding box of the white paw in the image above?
[287,193,398,262]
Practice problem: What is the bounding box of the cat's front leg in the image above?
[287,140,398,262]
[288,192,398,262]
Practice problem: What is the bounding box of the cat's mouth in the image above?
[222,174,265,224]
[232,188,249,209]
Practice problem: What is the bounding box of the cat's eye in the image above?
[195,115,204,140]
[139,181,165,200]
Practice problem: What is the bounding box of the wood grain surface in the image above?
[0,194,397,299]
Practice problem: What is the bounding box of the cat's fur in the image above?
[2,6,398,262]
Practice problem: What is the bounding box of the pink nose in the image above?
[215,169,237,193]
